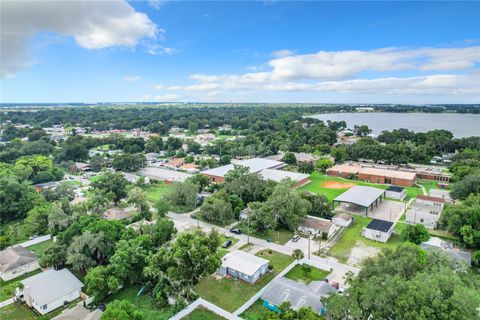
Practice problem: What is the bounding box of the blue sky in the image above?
[1,1,479,103]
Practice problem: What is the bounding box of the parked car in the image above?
[29,235,38,240]
[230,228,242,234]
[338,287,346,295]
[291,235,300,242]
[222,240,233,248]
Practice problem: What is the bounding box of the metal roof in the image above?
[386,185,405,192]
[334,186,385,207]
[221,250,269,277]
[366,219,394,232]
[259,169,309,183]
[21,269,83,306]
[201,158,284,178]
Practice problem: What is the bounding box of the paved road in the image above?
[166,212,359,281]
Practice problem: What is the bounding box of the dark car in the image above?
[230,228,242,234]
[291,235,301,242]
[222,240,233,248]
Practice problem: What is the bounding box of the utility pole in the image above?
[247,210,250,245]
[308,234,311,260]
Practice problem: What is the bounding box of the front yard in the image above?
[327,215,403,264]
[194,250,294,312]
[183,307,226,320]
[284,264,330,284]
[233,222,294,245]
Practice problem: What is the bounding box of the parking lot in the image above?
[336,200,405,223]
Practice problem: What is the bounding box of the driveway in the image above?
[368,200,405,223]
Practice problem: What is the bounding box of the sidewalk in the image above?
[0,298,14,309]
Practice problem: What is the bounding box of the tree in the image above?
[165,137,182,151]
[301,192,332,218]
[0,175,39,222]
[66,230,104,274]
[355,125,372,137]
[47,202,71,233]
[127,187,151,220]
[154,199,170,218]
[301,263,312,277]
[144,230,221,301]
[186,174,211,192]
[101,300,144,320]
[400,224,430,244]
[187,141,201,154]
[283,152,297,165]
[298,161,314,174]
[199,194,234,225]
[224,166,272,204]
[324,243,480,320]
[292,249,304,260]
[91,172,128,203]
[144,136,163,153]
[451,174,480,200]
[219,155,231,165]
[85,265,120,303]
[165,182,198,209]
[266,183,311,231]
[39,243,67,269]
[24,202,52,235]
[277,302,323,320]
[315,157,334,173]
[42,182,75,202]
[109,236,150,285]
[249,201,277,234]
[90,155,106,172]
[145,219,176,247]
[112,153,145,172]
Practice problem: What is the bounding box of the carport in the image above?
[333,186,386,216]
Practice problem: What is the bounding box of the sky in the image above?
[1,0,479,104]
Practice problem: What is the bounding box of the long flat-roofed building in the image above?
[327,163,417,186]
[333,186,386,216]
[201,158,284,183]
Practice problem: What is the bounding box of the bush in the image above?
[268,249,272,254]
[268,264,274,271]
[321,231,328,240]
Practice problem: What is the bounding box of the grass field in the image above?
[0,298,80,320]
[143,182,172,203]
[194,250,293,312]
[299,172,423,201]
[328,215,403,264]
[284,264,330,284]
[105,285,177,320]
[233,222,294,245]
[183,307,226,320]
[0,269,42,302]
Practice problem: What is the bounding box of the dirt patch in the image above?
[321,181,356,189]
[347,242,380,266]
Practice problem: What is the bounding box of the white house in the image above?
[218,250,269,284]
[298,216,337,239]
[332,213,353,227]
[0,246,39,281]
[362,219,394,243]
[405,195,444,229]
[122,172,150,184]
[385,186,406,200]
[18,269,83,315]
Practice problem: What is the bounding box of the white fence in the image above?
[11,234,52,249]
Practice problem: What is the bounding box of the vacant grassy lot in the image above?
[240,299,278,320]
[194,250,293,312]
[27,239,53,256]
[183,307,226,320]
[105,285,177,320]
[284,264,330,284]
[143,182,172,203]
[328,215,402,263]
[234,222,294,245]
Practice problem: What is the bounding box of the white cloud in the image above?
[154,94,181,101]
[1,0,158,77]
[148,0,167,10]
[154,84,183,90]
[122,76,141,82]
[145,43,179,55]
[271,49,295,58]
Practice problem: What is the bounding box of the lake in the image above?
[308,112,480,138]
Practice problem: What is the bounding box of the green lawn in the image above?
[240,299,278,320]
[0,298,80,320]
[298,172,388,202]
[299,172,423,201]
[183,307,226,320]
[328,215,403,263]
[88,175,102,183]
[105,285,177,320]
[61,180,82,187]
[194,250,294,312]
[417,179,441,193]
[234,222,294,245]
[143,182,172,203]
[284,264,330,284]
[0,269,42,302]
[27,239,53,256]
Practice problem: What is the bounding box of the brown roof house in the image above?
[298,216,337,239]
[0,246,40,281]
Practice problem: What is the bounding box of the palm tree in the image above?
[292,248,304,261]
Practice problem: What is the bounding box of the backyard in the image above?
[105,285,178,320]
[194,250,294,312]
[327,215,403,264]
[27,239,53,256]
[183,307,226,320]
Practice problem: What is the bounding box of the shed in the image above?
[385,186,406,200]
[362,219,394,243]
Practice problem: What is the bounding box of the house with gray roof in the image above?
[0,246,39,281]
[218,250,269,283]
[261,277,336,315]
[17,269,84,315]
